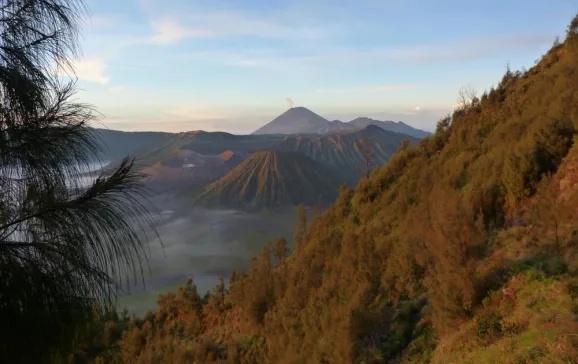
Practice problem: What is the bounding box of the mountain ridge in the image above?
[114,125,415,191]
[251,107,430,138]
[273,125,417,184]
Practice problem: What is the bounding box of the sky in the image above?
[71,0,576,134]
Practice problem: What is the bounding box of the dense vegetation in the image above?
[75,14,578,364]
[195,150,341,210]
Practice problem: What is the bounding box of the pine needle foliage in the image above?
[0,1,157,362]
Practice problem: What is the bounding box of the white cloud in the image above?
[149,18,212,45]
[146,11,329,45]
[304,34,554,66]
[72,58,110,85]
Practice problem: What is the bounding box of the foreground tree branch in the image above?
[0,1,158,362]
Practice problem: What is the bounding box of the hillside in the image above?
[134,130,284,166]
[274,125,417,184]
[252,107,330,135]
[89,128,170,160]
[119,132,285,190]
[193,150,341,210]
[78,15,578,364]
[349,117,431,138]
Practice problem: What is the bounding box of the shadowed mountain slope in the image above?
[318,120,357,133]
[274,125,417,183]
[348,117,431,138]
[90,128,170,160]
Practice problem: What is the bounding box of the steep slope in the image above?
[274,125,417,184]
[252,107,330,135]
[90,16,578,364]
[194,150,340,210]
[218,150,244,168]
[349,116,431,138]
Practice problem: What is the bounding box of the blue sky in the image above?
[73,0,576,133]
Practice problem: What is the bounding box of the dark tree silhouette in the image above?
[0,1,156,362]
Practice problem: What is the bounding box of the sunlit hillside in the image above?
[78,14,578,364]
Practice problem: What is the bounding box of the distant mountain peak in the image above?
[252,108,430,138]
[252,107,330,135]
[275,106,325,121]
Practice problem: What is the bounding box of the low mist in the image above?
[117,195,297,315]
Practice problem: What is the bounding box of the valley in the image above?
[98,107,421,314]
[116,203,297,315]
[91,15,578,363]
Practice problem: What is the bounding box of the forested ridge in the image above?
[71,15,578,364]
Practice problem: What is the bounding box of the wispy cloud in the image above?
[166,105,229,121]
[309,84,420,95]
[169,33,554,71]
[383,34,554,63]
[145,10,331,45]
[306,34,555,65]
[60,57,110,85]
[149,18,209,45]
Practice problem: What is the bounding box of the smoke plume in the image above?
[285,97,294,108]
